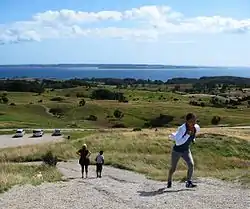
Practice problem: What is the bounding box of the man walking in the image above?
[167,113,200,188]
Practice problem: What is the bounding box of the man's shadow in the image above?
[62,177,97,182]
[137,188,194,197]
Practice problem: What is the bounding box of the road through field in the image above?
[0,134,64,148]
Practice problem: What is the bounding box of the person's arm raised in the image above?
[192,124,201,143]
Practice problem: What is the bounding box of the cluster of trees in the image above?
[90,89,127,102]
[2,76,250,93]
[168,76,250,94]
[167,76,250,87]
[0,80,44,93]
[42,79,94,89]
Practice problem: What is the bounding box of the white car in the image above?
[14,129,25,137]
[32,129,44,137]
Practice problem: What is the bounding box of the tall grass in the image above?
[0,129,249,184]
[0,163,62,193]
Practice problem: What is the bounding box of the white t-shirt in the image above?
[96,154,104,164]
[169,123,200,146]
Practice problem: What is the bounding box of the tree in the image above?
[1,95,9,104]
[173,85,181,92]
[79,99,86,107]
[211,116,221,125]
[114,109,124,119]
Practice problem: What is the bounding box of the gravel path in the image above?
[0,160,249,209]
[0,134,63,148]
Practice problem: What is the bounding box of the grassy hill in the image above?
[1,78,250,192]
[1,86,250,129]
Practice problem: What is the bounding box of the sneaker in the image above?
[167,181,172,188]
[186,181,197,188]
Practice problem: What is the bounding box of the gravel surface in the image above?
[0,134,63,148]
[0,160,249,209]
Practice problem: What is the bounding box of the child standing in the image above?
[95,151,104,178]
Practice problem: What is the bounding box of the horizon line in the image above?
[0,63,249,68]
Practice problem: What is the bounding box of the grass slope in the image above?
[1,129,249,185]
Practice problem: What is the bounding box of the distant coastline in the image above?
[0,65,249,80]
[0,64,224,69]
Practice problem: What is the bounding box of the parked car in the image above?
[52,129,61,136]
[14,129,25,137]
[32,129,44,137]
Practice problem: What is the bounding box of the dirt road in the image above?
[0,160,249,209]
[0,134,64,148]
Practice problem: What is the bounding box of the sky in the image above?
[0,0,250,66]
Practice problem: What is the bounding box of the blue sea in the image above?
[0,67,250,81]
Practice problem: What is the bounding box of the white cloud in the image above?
[0,5,250,44]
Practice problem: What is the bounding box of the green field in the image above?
[1,86,250,129]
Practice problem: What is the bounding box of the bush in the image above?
[79,99,86,107]
[49,107,64,116]
[112,123,126,128]
[9,103,16,106]
[144,114,174,128]
[189,100,205,107]
[42,151,58,166]
[76,92,85,98]
[211,116,221,125]
[114,109,124,119]
[86,115,97,121]
[50,97,64,102]
[132,128,142,131]
[200,102,205,107]
[189,100,198,106]
[38,100,43,103]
